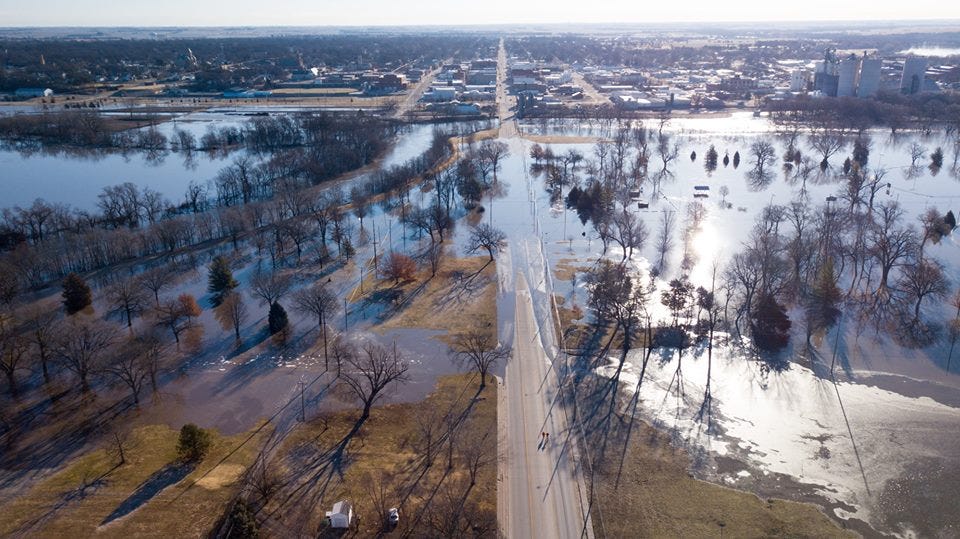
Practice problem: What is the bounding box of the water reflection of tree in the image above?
[746,168,774,191]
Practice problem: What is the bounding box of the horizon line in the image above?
[3,18,960,30]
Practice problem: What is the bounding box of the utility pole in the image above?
[344,298,349,332]
[830,312,843,376]
[298,376,305,422]
[372,220,379,270]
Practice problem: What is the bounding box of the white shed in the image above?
[325,500,352,529]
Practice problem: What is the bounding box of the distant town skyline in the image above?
[1,0,959,27]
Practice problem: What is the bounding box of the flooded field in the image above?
[0,116,443,210]
[3,108,958,535]
[485,113,960,536]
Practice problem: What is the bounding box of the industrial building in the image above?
[789,68,809,92]
[857,57,882,97]
[900,56,927,94]
[836,55,860,97]
[813,50,886,98]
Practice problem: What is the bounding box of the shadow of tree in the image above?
[100,461,197,525]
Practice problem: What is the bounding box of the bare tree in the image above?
[279,216,312,265]
[250,269,292,306]
[350,185,369,229]
[103,338,152,405]
[909,142,927,167]
[749,141,777,177]
[0,313,30,396]
[464,223,507,262]
[106,277,148,329]
[23,305,57,383]
[808,132,845,167]
[656,132,680,179]
[0,261,19,305]
[451,329,509,391]
[868,201,917,299]
[918,207,950,258]
[656,210,675,274]
[155,294,201,344]
[340,342,409,424]
[293,283,337,367]
[477,139,510,183]
[55,318,117,392]
[611,209,648,261]
[426,241,445,277]
[898,258,950,321]
[381,251,417,285]
[215,291,248,342]
[140,265,176,307]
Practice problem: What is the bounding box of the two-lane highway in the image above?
[500,274,594,538]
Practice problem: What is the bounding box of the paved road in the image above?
[394,63,442,119]
[496,38,518,138]
[500,274,593,539]
[569,71,609,107]
[493,37,593,539]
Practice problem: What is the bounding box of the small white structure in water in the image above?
[325,500,353,529]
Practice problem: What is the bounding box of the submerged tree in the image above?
[897,258,950,321]
[805,258,842,343]
[751,293,791,353]
[704,145,719,174]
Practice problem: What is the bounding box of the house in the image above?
[325,500,353,529]
[14,88,54,98]
[421,87,457,102]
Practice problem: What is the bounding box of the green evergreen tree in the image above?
[207,255,238,306]
[751,293,792,352]
[62,272,92,315]
[225,500,260,538]
[176,423,212,462]
[704,145,719,173]
[268,302,289,335]
[930,147,944,169]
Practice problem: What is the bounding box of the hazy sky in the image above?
[1,0,958,26]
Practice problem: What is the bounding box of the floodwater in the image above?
[595,341,960,537]
[485,115,960,536]
[0,118,443,211]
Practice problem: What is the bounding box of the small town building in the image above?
[325,500,353,529]
[14,88,53,98]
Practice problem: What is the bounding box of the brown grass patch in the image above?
[588,419,854,538]
[371,254,498,342]
[0,423,267,537]
[554,258,587,282]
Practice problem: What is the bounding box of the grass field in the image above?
[587,416,854,538]
[0,423,267,537]
[370,254,498,343]
[265,373,497,536]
